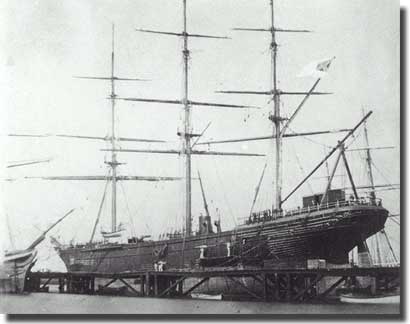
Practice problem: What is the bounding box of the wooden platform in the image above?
[24,266,400,302]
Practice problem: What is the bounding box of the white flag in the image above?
[298,56,336,78]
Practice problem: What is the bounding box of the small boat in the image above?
[101,223,126,239]
[191,293,223,301]
[340,292,400,304]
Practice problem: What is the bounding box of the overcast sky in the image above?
[0,0,399,270]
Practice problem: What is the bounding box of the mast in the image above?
[362,108,376,203]
[249,163,268,216]
[28,209,75,250]
[269,0,282,211]
[110,24,118,233]
[126,0,258,237]
[182,0,192,235]
[212,1,317,211]
[362,108,381,264]
[197,171,210,218]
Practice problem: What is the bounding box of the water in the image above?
[0,293,400,315]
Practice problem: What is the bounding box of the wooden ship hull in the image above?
[1,210,72,294]
[0,249,37,294]
[57,201,388,273]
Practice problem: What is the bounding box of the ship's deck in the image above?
[242,198,385,225]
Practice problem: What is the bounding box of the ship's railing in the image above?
[371,261,400,268]
[242,197,382,225]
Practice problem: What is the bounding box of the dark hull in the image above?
[57,204,388,273]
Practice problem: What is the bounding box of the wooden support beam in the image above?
[41,277,52,289]
[183,277,210,296]
[158,276,186,298]
[380,275,400,290]
[274,274,280,301]
[250,274,264,285]
[266,275,279,301]
[101,278,118,289]
[67,277,72,293]
[319,276,346,299]
[341,149,358,199]
[141,275,145,296]
[292,274,323,302]
[118,278,141,296]
[154,275,158,296]
[375,275,380,293]
[292,275,305,294]
[282,111,372,204]
[320,148,342,205]
[227,276,264,301]
[178,280,183,295]
[251,274,275,291]
[145,272,151,296]
[286,274,292,302]
[266,275,275,287]
[58,278,65,293]
[262,274,268,301]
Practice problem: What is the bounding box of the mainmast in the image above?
[109,24,118,233]
[269,0,282,210]
[109,0,261,238]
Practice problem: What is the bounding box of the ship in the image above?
[7,0,393,274]
[0,210,73,293]
[340,291,400,305]
[0,249,37,294]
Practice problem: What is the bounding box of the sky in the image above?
[0,0,400,270]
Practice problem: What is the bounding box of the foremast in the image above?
[8,24,182,241]
[182,0,192,235]
[72,25,179,237]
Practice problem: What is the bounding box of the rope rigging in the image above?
[89,169,111,243]
[210,156,237,227]
[118,181,138,238]
[290,141,314,194]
